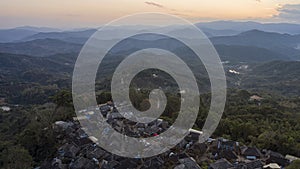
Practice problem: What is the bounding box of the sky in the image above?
[0,0,300,28]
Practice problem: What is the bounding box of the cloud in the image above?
[143,2,200,19]
[144,1,184,16]
[274,4,300,22]
[144,1,165,8]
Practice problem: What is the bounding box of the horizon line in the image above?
[1,19,300,30]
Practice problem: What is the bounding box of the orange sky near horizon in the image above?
[0,0,299,28]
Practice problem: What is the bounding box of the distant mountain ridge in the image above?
[196,21,300,35]
[14,26,62,32]
[0,29,37,43]
[21,29,97,44]
[214,44,290,62]
[0,38,82,57]
[0,21,299,43]
[0,29,296,62]
[0,26,63,43]
[211,29,300,60]
[212,29,300,48]
[0,23,299,61]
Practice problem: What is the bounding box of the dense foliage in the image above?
[0,91,74,168]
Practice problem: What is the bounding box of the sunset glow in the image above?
[0,0,299,28]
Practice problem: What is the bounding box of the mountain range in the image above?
[0,27,298,62]
[0,21,300,103]
[196,21,300,34]
[1,20,300,42]
[211,29,300,60]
